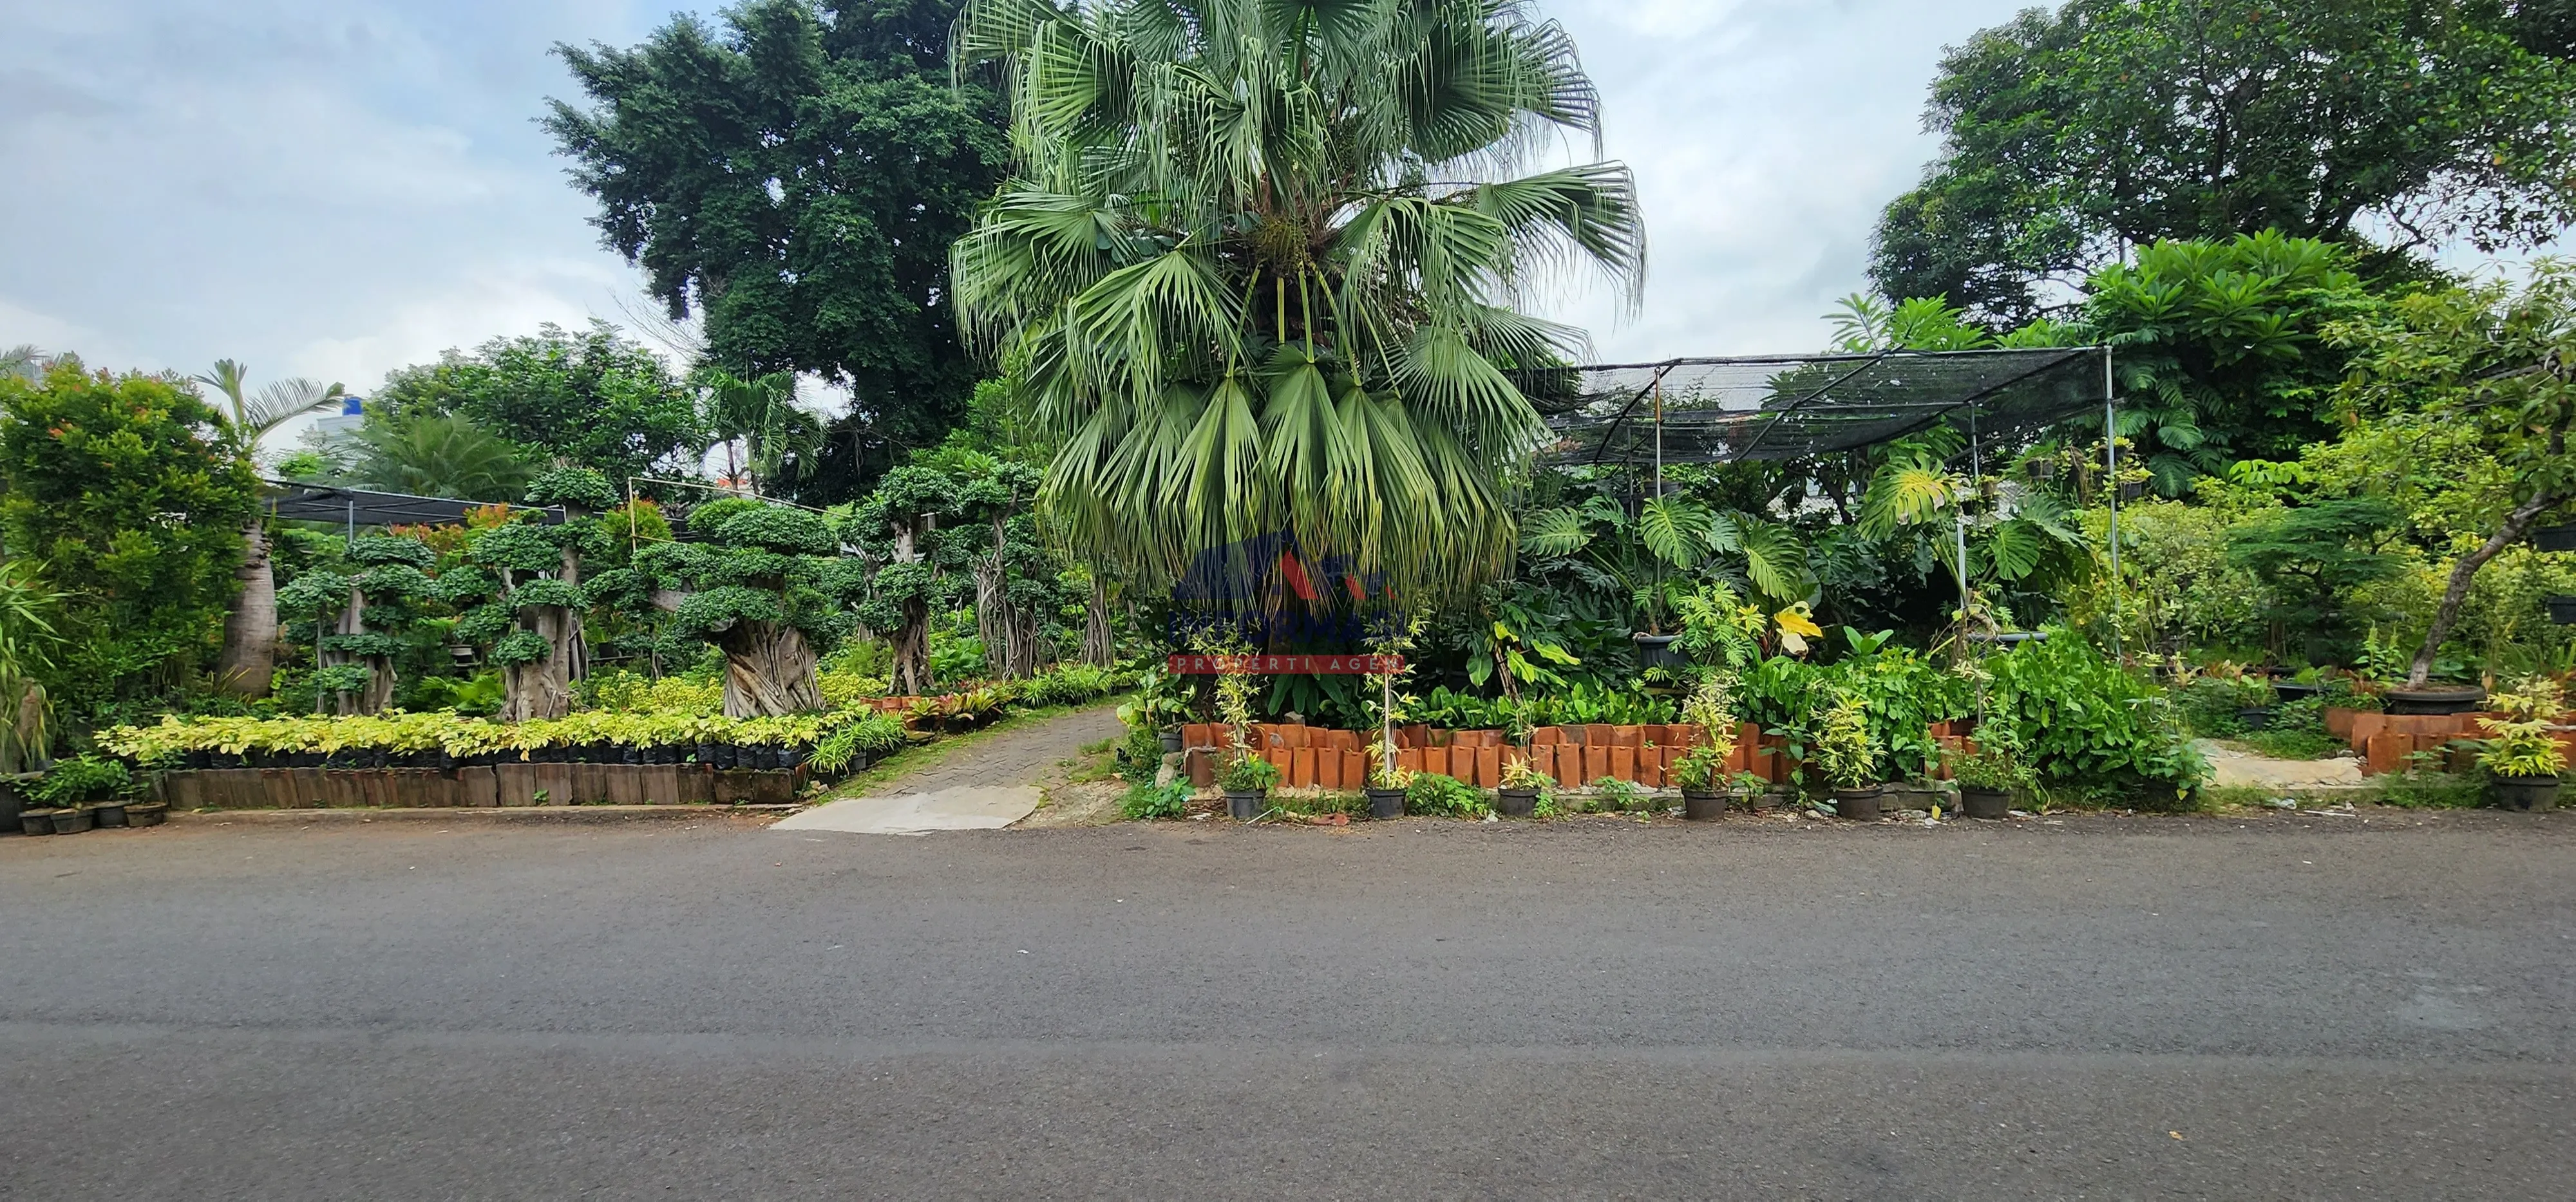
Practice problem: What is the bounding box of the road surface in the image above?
[4,808,2571,1198]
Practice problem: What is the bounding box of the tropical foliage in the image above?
[951,0,1643,602]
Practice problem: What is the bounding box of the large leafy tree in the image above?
[2327,260,2576,687]
[372,323,701,483]
[1874,0,2576,324]
[950,0,1645,605]
[545,0,1009,496]
[2083,234,2386,490]
[0,360,261,721]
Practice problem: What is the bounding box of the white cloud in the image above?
[9,0,2552,413]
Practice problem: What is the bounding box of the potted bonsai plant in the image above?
[1495,757,1549,818]
[1813,692,1882,822]
[1217,748,1280,820]
[2478,681,2567,812]
[1946,732,2032,821]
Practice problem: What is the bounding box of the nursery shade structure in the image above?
[261,482,564,529]
[1546,346,2111,467]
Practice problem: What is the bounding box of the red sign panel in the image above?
[1168,655,1404,675]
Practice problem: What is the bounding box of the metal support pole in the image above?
[346,498,355,547]
[1652,377,1664,499]
[1956,400,1982,650]
[2103,348,2123,659]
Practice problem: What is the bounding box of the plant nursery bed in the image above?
[150,764,810,810]
[166,803,799,825]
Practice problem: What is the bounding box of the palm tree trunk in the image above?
[216,522,278,697]
[719,621,822,717]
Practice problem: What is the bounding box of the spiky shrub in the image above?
[953,0,1644,603]
[638,498,851,717]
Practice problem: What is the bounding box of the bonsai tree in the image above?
[272,535,433,715]
[336,535,436,713]
[442,506,607,722]
[2222,497,2403,665]
[638,498,848,717]
[952,458,1054,680]
[847,465,958,695]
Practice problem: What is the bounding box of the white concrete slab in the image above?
[771,785,1041,836]
[2195,740,2369,790]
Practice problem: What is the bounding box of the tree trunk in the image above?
[327,586,366,716]
[555,542,590,685]
[893,600,931,697]
[215,521,278,697]
[2409,491,2561,687]
[503,605,580,722]
[974,558,1010,679]
[1083,576,1115,668]
[719,621,822,717]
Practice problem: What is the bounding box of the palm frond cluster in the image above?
[952,0,1643,602]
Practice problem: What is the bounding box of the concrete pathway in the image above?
[2195,738,2369,790]
[775,704,1122,836]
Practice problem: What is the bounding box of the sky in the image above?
[0,0,2056,400]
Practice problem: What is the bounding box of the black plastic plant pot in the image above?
[1158,728,1184,755]
[90,801,128,829]
[1959,787,2012,821]
[185,750,211,770]
[2547,596,2576,626]
[1496,787,1539,818]
[50,807,95,834]
[2236,706,2275,732]
[2533,525,2576,553]
[19,809,54,836]
[2387,688,2487,716]
[1225,789,1266,820]
[1680,789,1724,822]
[2271,682,2320,702]
[714,744,739,770]
[781,745,810,769]
[1366,788,1406,821]
[125,801,167,827]
[695,743,718,767]
[1633,633,1687,673]
[2494,776,2561,812]
[619,746,641,765]
[1833,787,1884,822]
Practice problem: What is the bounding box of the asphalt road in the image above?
[5,809,2572,1199]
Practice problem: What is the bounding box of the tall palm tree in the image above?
[700,369,824,497]
[191,360,349,697]
[2,344,48,384]
[952,0,1644,603]
[194,359,348,448]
